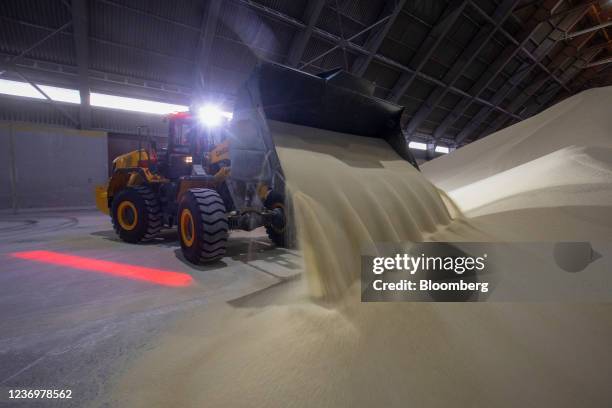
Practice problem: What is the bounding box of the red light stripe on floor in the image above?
[10,250,194,287]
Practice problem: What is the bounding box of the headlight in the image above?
[198,105,224,127]
[197,104,233,127]
[184,156,193,164]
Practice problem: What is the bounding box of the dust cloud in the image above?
[111,88,612,407]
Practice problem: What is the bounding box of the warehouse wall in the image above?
[0,121,108,211]
[0,95,169,137]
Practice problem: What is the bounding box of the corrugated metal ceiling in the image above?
[0,0,610,146]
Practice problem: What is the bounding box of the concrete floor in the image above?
[0,209,302,407]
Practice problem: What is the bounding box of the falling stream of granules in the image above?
[269,120,463,299]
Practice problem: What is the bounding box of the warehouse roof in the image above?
[0,0,610,147]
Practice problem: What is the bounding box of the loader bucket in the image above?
[228,61,419,208]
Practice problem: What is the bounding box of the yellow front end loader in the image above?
[96,61,418,264]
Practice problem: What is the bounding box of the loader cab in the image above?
[162,112,197,179]
[164,111,230,179]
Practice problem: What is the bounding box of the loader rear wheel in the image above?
[264,191,291,248]
[111,185,161,243]
[178,188,229,264]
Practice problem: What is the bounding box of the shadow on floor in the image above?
[227,237,300,263]
[173,236,302,274]
[173,248,229,271]
[227,274,304,309]
[91,229,180,248]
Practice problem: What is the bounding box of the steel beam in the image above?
[300,15,394,69]
[350,0,406,77]
[235,0,522,121]
[565,20,612,40]
[578,40,612,56]
[572,64,612,88]
[0,21,72,77]
[286,0,325,67]
[95,37,194,64]
[548,32,596,76]
[2,0,522,124]
[469,2,569,91]
[455,3,589,143]
[1,16,195,65]
[388,0,467,103]
[546,0,600,22]
[297,8,401,70]
[0,63,80,127]
[584,56,612,68]
[585,64,612,79]
[403,0,520,137]
[194,0,223,97]
[0,12,80,127]
[583,66,612,88]
[432,1,564,141]
[552,46,602,92]
[71,0,92,129]
[482,45,604,138]
[95,0,201,32]
[436,0,570,143]
[528,49,603,113]
[478,31,595,137]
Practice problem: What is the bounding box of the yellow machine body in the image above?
[95,185,109,215]
[113,149,149,169]
[96,149,164,215]
[209,140,229,164]
[96,141,232,216]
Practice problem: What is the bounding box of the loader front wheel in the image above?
[178,188,229,264]
[264,191,291,248]
[111,186,162,243]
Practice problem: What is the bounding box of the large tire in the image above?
[264,191,291,248]
[178,188,229,264]
[111,185,162,243]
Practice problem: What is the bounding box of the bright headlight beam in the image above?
[198,104,227,127]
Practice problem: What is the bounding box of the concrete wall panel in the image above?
[0,121,107,210]
[0,124,13,210]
